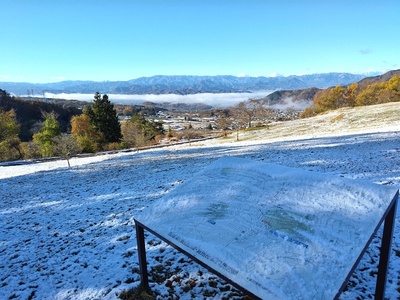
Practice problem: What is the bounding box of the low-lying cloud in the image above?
[42,91,274,108]
[269,97,312,111]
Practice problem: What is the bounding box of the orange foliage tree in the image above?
[71,114,102,153]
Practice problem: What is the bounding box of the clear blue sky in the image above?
[1,0,399,83]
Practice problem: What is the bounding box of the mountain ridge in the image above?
[0,72,369,96]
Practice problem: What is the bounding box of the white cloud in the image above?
[42,91,275,108]
[269,97,311,111]
[270,72,284,78]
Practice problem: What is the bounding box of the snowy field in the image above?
[0,103,399,299]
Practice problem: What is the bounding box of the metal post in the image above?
[135,223,149,290]
[375,191,398,299]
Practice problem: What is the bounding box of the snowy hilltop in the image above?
[0,102,399,299]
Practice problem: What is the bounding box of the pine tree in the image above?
[85,92,122,144]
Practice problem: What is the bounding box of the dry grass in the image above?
[330,113,345,123]
[211,102,400,145]
[119,285,156,300]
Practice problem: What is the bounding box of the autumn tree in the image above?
[84,92,122,144]
[215,114,232,137]
[355,82,385,106]
[19,141,40,159]
[71,114,102,153]
[356,75,400,105]
[313,85,345,112]
[0,109,21,161]
[300,106,318,118]
[229,100,266,140]
[213,109,231,136]
[121,119,143,148]
[343,83,358,107]
[121,113,164,148]
[230,100,265,128]
[52,135,80,167]
[381,75,400,102]
[122,105,134,116]
[166,126,175,139]
[386,74,400,92]
[32,112,61,157]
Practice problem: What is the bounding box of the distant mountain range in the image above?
[0,73,373,96]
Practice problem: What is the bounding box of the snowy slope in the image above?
[0,103,399,299]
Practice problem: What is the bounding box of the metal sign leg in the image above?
[375,192,398,299]
[135,224,149,290]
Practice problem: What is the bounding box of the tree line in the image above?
[0,90,81,141]
[0,91,164,163]
[301,74,400,117]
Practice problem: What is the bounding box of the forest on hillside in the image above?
[301,73,400,117]
[0,90,81,141]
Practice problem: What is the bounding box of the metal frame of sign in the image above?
[134,190,398,299]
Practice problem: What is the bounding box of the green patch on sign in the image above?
[202,203,229,224]
[262,209,313,236]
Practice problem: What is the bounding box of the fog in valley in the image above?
[268,97,312,111]
[40,91,275,108]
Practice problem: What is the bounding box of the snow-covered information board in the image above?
[135,157,398,299]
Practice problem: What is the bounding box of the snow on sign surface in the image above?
[136,157,398,299]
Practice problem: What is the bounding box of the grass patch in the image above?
[119,285,156,300]
[245,125,267,132]
[330,113,345,123]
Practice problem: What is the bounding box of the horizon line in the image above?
[0,70,386,85]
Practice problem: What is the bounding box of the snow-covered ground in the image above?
[0,103,399,299]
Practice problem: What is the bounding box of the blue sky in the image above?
[1,0,399,83]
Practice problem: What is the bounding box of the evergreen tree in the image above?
[85,92,122,144]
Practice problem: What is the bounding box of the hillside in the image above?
[0,103,399,300]
[213,102,400,143]
[259,87,319,107]
[357,69,400,89]
[0,89,81,141]
[260,69,400,107]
